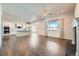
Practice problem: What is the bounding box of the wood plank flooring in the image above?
[0,33,75,56]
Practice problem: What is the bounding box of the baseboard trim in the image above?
[39,35,63,39]
[39,35,72,40]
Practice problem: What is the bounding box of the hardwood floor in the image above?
[0,33,75,56]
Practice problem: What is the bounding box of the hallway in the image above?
[0,33,74,56]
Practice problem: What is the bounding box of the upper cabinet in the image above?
[75,4,79,19]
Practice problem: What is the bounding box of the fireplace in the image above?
[73,27,77,54]
[4,26,10,34]
[72,19,79,56]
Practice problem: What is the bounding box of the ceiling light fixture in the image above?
[41,9,52,16]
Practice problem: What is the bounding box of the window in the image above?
[47,20,60,31]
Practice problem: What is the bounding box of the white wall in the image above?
[37,13,74,40]
[37,20,46,35]
[75,3,79,18]
[0,4,2,48]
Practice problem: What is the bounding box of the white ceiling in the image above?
[2,3,75,23]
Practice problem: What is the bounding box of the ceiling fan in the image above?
[41,9,52,16]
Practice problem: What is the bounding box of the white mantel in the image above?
[74,3,79,56]
[72,18,79,56]
[76,18,79,56]
[72,19,77,44]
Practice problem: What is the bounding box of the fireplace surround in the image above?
[73,18,79,56]
[76,19,79,56]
